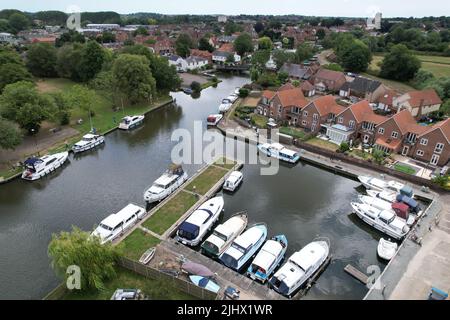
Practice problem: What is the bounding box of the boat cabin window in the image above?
[380,215,395,225]
[252,264,266,274]
[213,231,228,242]
[125,214,136,223]
[83,137,93,142]
[112,222,124,231]
[202,242,219,255]
[99,223,113,231]
[290,260,306,273]
[45,158,56,166]
[232,243,247,254]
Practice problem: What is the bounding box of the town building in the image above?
[311,68,347,93]
[339,76,387,103]
[393,89,442,119]
[280,63,314,80]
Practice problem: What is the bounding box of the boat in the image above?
[377,238,398,261]
[246,235,288,284]
[367,190,422,216]
[257,142,301,163]
[182,262,215,278]
[143,164,188,203]
[269,240,329,298]
[218,98,233,113]
[118,115,145,130]
[358,176,413,197]
[350,202,410,240]
[206,114,223,126]
[111,289,144,300]
[183,88,193,95]
[91,204,146,244]
[72,133,105,153]
[226,93,239,103]
[139,247,156,265]
[366,190,397,204]
[219,222,268,272]
[21,152,69,181]
[189,275,220,294]
[359,195,415,226]
[176,196,224,247]
[223,171,243,192]
[201,212,248,258]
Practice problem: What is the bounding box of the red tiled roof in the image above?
[309,95,345,116]
[262,90,276,100]
[377,89,399,106]
[278,83,295,91]
[419,118,450,143]
[346,100,387,124]
[379,109,428,135]
[375,137,402,151]
[276,88,309,108]
[300,81,314,91]
[315,68,345,82]
[403,89,442,107]
[218,43,234,52]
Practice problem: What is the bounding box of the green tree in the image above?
[0,81,56,133]
[440,100,450,116]
[272,50,295,69]
[55,43,84,81]
[0,63,33,93]
[258,37,273,50]
[316,29,326,40]
[26,43,57,77]
[234,33,253,57]
[78,40,106,82]
[190,81,201,93]
[0,117,22,149]
[257,72,279,87]
[372,148,386,165]
[8,13,29,33]
[48,92,71,125]
[324,63,344,72]
[198,37,214,52]
[339,40,372,72]
[294,43,313,63]
[112,54,156,104]
[339,142,350,152]
[277,71,289,84]
[380,44,421,81]
[175,33,193,58]
[48,227,119,292]
[63,85,99,128]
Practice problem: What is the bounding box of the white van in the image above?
[92,204,146,244]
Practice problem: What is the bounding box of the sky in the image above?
[1,0,449,18]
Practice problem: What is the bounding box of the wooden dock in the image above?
[344,264,368,285]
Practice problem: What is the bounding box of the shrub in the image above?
[339,141,350,152]
[239,88,250,98]
[190,81,201,92]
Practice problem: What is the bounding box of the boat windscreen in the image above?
[213,231,228,242]
[232,243,246,254]
[198,209,213,223]
[99,223,113,231]
[221,253,238,269]
[202,242,219,255]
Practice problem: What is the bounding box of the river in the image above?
[0,75,385,299]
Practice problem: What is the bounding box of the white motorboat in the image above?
[139,247,156,265]
[257,142,301,163]
[246,235,288,284]
[176,196,224,247]
[234,87,241,95]
[226,93,239,103]
[72,133,105,153]
[377,238,398,261]
[223,171,243,192]
[366,190,397,203]
[218,98,233,113]
[21,152,69,181]
[359,195,415,226]
[350,202,410,240]
[201,212,248,258]
[220,223,268,272]
[367,190,422,216]
[143,164,188,203]
[91,204,146,244]
[206,114,223,126]
[269,240,329,298]
[358,175,410,195]
[118,115,145,130]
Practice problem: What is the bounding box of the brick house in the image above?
[323,100,386,145]
[311,68,347,93]
[190,49,213,64]
[393,89,442,119]
[376,89,400,112]
[297,95,346,134]
[300,81,316,97]
[339,76,387,103]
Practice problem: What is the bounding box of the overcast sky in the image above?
[1,0,449,18]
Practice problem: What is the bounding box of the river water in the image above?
[0,75,385,299]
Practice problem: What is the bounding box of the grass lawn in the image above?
[119,229,161,261]
[213,157,236,170]
[0,167,22,181]
[184,165,229,195]
[63,266,196,300]
[280,126,307,140]
[362,72,415,93]
[306,138,339,151]
[143,191,198,235]
[350,149,372,160]
[251,114,269,128]
[393,163,417,175]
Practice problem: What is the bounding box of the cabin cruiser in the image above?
[206,114,223,126]
[219,223,268,272]
[359,195,415,226]
[144,164,188,203]
[226,93,239,103]
[91,204,146,244]
[258,142,301,163]
[269,240,329,298]
[218,98,233,113]
[223,171,243,192]
[21,152,69,181]
[350,202,410,240]
[176,196,224,247]
[72,133,105,153]
[377,238,398,261]
[366,190,397,204]
[367,190,421,216]
[201,212,248,258]
[358,175,413,197]
[118,115,145,130]
[234,87,241,95]
[247,235,288,284]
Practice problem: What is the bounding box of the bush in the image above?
[59,110,71,125]
[239,88,250,98]
[372,148,386,165]
[339,142,350,152]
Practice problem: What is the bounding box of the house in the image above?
[393,89,442,119]
[190,49,213,64]
[256,84,309,123]
[339,77,387,103]
[376,89,400,112]
[297,95,346,134]
[0,32,15,44]
[311,68,347,92]
[212,50,241,64]
[323,100,387,146]
[300,81,316,97]
[185,56,209,70]
[265,55,277,71]
[149,39,174,56]
[168,55,187,71]
[279,63,314,80]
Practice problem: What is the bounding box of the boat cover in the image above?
[400,186,413,198]
[182,262,215,278]
[396,194,420,212]
[24,158,42,165]
[392,202,409,219]
[178,222,199,240]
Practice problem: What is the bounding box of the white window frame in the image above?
[391,131,399,139]
[416,150,424,157]
[378,127,385,134]
[302,120,307,126]
[313,113,319,121]
[420,138,428,146]
[303,111,308,117]
[435,143,444,154]
[338,117,343,124]
[349,120,355,129]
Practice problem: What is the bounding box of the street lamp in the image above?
[31,128,38,155]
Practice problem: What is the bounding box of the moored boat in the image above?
[201,212,248,258]
[359,195,415,226]
[377,238,398,261]
[118,115,145,130]
[223,171,243,192]
[219,223,268,272]
[189,275,220,294]
[218,98,232,113]
[72,133,105,153]
[206,114,223,126]
[269,239,329,298]
[139,247,156,265]
[176,196,224,247]
[143,164,188,203]
[257,142,300,163]
[246,235,288,283]
[358,175,405,193]
[21,152,69,181]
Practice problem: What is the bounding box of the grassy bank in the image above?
[119,229,161,261]
[280,126,307,140]
[184,165,229,195]
[63,266,196,300]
